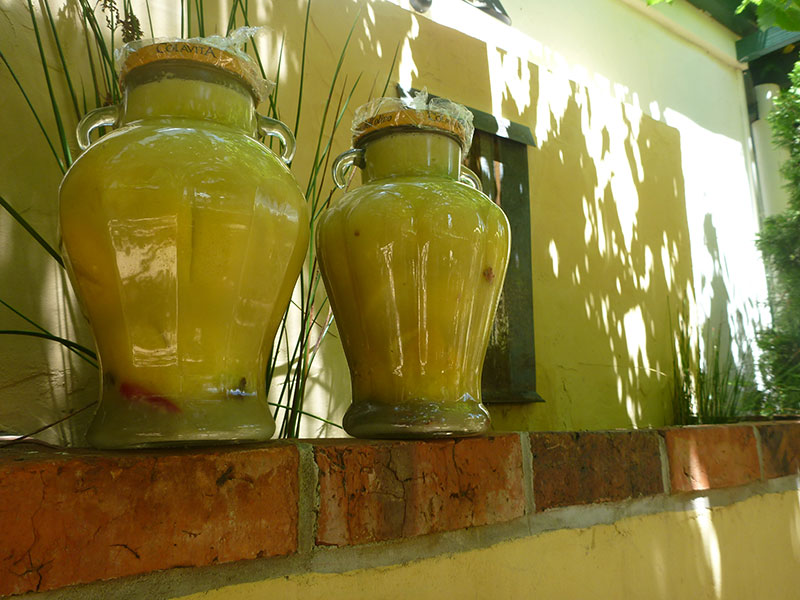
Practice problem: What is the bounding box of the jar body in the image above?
[59,75,308,448]
[317,132,510,438]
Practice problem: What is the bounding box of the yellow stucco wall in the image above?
[171,489,800,600]
[0,0,768,439]
[496,80,692,431]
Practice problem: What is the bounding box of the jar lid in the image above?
[116,28,273,103]
[352,92,475,151]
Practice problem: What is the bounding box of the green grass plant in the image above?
[671,312,761,425]
[753,60,800,416]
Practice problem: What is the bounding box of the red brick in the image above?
[529,430,663,511]
[314,435,525,546]
[0,444,298,596]
[757,421,800,479]
[663,425,760,492]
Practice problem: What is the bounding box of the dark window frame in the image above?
[467,126,543,403]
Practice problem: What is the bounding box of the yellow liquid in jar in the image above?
[60,77,308,447]
[317,133,509,436]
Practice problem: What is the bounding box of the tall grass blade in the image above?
[226,0,239,35]
[0,196,65,268]
[42,0,81,121]
[305,11,361,201]
[26,0,72,168]
[293,0,312,138]
[107,0,116,72]
[268,402,342,429]
[193,0,205,37]
[144,0,155,38]
[0,330,98,364]
[381,41,401,97]
[285,77,357,437]
[310,74,361,213]
[267,36,286,121]
[0,400,98,449]
[0,299,98,367]
[0,50,65,173]
[80,11,102,110]
[78,0,119,103]
[281,8,363,437]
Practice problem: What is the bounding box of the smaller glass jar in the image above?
[316,95,511,438]
[59,34,309,448]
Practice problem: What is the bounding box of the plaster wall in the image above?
[0,0,770,440]
[160,489,800,599]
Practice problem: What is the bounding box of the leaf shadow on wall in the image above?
[701,213,758,380]
[515,77,695,430]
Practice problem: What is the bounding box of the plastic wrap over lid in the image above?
[116,27,273,102]
[352,91,474,151]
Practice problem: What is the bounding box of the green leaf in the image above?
[740,0,800,30]
[27,0,72,168]
[0,400,98,448]
[144,0,155,38]
[0,299,98,367]
[268,402,343,429]
[42,1,81,121]
[0,50,65,173]
[0,330,98,367]
[293,0,312,139]
[0,195,65,268]
[736,0,760,16]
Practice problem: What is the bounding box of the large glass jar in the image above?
[59,36,309,448]
[317,96,510,438]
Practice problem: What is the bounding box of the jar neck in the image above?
[120,65,256,133]
[360,131,463,183]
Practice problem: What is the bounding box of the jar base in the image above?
[86,396,276,449]
[343,397,490,439]
[86,426,275,449]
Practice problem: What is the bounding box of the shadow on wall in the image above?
[703,213,731,351]
[493,69,695,431]
[702,213,758,379]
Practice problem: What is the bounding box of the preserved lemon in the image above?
[317,96,510,437]
[59,36,308,448]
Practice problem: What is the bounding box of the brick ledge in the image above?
[1,421,799,596]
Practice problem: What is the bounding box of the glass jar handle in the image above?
[76,105,120,151]
[459,165,483,192]
[257,115,296,164]
[332,149,365,189]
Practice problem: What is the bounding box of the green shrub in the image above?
[755,61,800,414]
